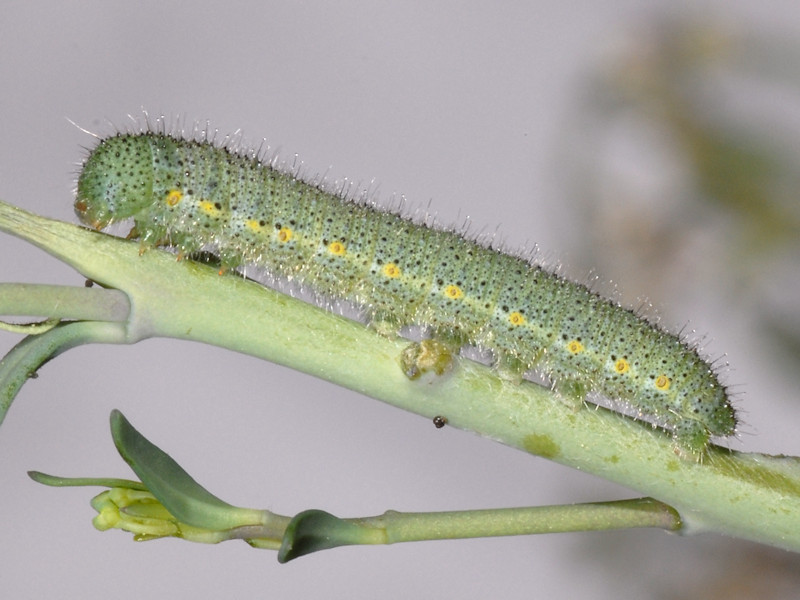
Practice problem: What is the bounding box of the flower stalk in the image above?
[29,410,681,561]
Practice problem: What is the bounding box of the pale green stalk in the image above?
[2,199,800,552]
[29,412,680,561]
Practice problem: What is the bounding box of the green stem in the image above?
[0,283,129,322]
[31,410,679,558]
[365,498,680,543]
[277,499,680,561]
[0,321,128,425]
[2,199,800,552]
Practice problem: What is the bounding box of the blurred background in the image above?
[2,2,799,598]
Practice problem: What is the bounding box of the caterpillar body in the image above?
[74,131,736,457]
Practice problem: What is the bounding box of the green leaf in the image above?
[278,510,382,563]
[27,471,147,490]
[109,409,256,531]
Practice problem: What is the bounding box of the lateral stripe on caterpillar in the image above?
[74,131,736,457]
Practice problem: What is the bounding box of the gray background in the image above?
[2,2,800,598]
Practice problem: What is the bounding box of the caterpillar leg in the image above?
[368,316,404,338]
[401,339,456,380]
[493,352,536,384]
[671,418,711,462]
[553,378,589,411]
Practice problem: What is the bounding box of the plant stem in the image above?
[0,321,128,425]
[0,283,129,322]
[3,199,800,552]
[359,498,681,543]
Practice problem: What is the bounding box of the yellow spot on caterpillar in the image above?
[655,375,671,391]
[614,358,630,374]
[382,263,401,278]
[165,190,183,206]
[509,312,526,326]
[444,285,464,299]
[328,241,346,256]
[246,219,262,232]
[199,200,220,216]
[567,340,584,354]
[278,227,293,243]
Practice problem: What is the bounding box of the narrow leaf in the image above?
[109,409,248,530]
[278,510,382,563]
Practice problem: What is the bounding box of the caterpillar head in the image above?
[75,134,155,229]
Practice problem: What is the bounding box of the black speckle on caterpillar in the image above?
[74,130,737,459]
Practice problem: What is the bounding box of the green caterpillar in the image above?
[74,131,736,458]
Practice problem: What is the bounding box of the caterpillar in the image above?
[74,130,736,458]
